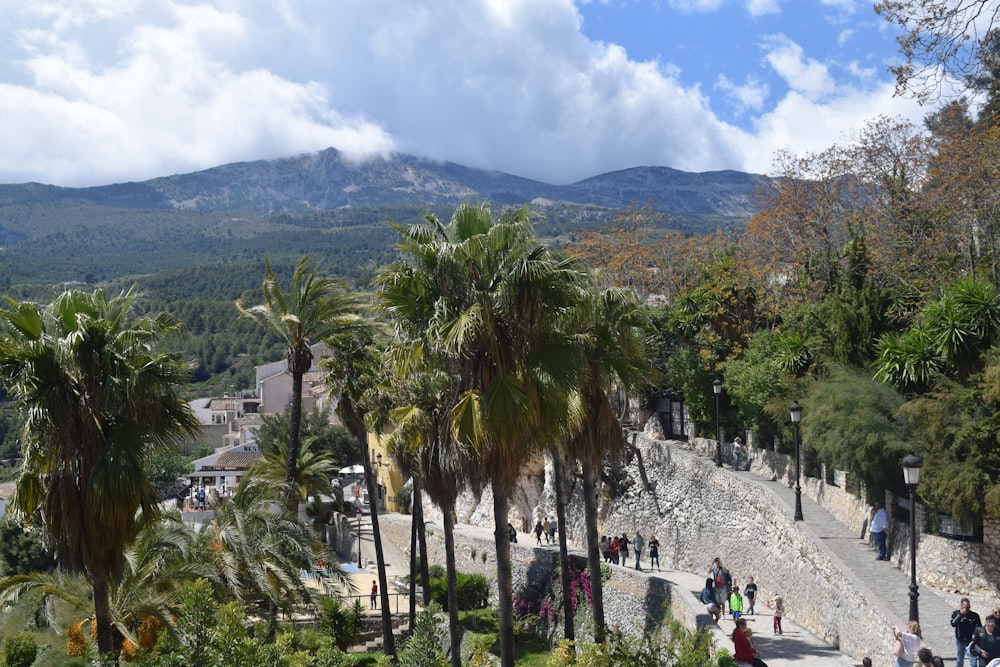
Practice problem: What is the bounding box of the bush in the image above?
[1,632,37,667]
[394,485,412,514]
[428,572,490,611]
[318,596,364,650]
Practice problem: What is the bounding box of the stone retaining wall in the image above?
[375,513,711,656]
[685,435,1000,596]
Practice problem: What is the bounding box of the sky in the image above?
[0,0,935,187]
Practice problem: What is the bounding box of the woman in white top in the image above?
[893,620,921,667]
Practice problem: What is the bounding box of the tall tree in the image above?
[235,256,364,507]
[321,322,397,661]
[875,0,1000,102]
[564,286,653,643]
[383,202,587,666]
[0,288,200,655]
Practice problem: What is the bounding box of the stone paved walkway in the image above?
[371,436,981,665]
[447,436,975,666]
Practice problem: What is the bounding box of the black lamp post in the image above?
[902,452,923,623]
[713,379,723,467]
[790,401,803,521]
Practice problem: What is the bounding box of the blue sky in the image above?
[0,0,930,187]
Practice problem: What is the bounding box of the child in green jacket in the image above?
[729,585,744,621]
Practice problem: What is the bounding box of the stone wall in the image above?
[372,424,1000,666]
[398,435,897,664]
[375,513,713,657]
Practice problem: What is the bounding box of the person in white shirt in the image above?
[871,501,889,560]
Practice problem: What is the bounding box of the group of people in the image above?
[697,558,771,666]
[881,599,1000,667]
[600,531,660,571]
[949,599,1000,667]
[533,517,558,545]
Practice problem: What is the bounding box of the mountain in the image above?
[0,148,766,292]
[0,147,766,217]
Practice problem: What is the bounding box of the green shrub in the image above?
[428,572,490,611]
[394,485,412,514]
[1,632,37,667]
[318,596,364,650]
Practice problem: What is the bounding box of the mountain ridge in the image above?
[0,147,767,218]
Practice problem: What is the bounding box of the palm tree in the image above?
[380,357,469,667]
[0,511,207,655]
[248,435,337,524]
[321,322,397,660]
[0,288,200,656]
[194,477,320,624]
[381,203,587,666]
[564,287,654,644]
[236,256,365,507]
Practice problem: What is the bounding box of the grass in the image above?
[457,608,552,666]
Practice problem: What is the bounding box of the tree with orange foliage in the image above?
[568,202,730,303]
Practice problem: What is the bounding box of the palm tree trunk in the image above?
[443,506,462,667]
[414,476,431,605]
[361,452,396,660]
[285,367,305,509]
[409,501,418,629]
[553,452,575,642]
[582,459,606,643]
[91,575,115,655]
[492,490,516,667]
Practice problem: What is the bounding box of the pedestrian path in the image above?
[714,444,960,660]
[449,522,859,666]
[380,436,974,665]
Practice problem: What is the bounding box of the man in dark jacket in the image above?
[952,597,982,667]
[968,615,1000,667]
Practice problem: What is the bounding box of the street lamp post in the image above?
[902,452,923,623]
[790,401,803,521]
[713,379,723,467]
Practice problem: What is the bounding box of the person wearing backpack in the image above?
[710,558,728,615]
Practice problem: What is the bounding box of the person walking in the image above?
[710,558,727,616]
[729,584,744,621]
[370,580,378,610]
[648,534,660,571]
[952,597,982,667]
[732,437,745,471]
[534,520,544,545]
[632,531,645,570]
[618,533,629,566]
[744,576,758,615]
[768,594,785,635]
[871,501,889,560]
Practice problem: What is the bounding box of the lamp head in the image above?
[790,401,802,424]
[901,452,922,487]
[713,378,723,395]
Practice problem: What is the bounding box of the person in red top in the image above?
[732,618,769,666]
[732,618,755,663]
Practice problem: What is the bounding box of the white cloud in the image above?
[0,0,929,187]
[716,74,769,112]
[819,0,858,12]
[665,0,724,12]
[746,0,781,17]
[761,34,836,100]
